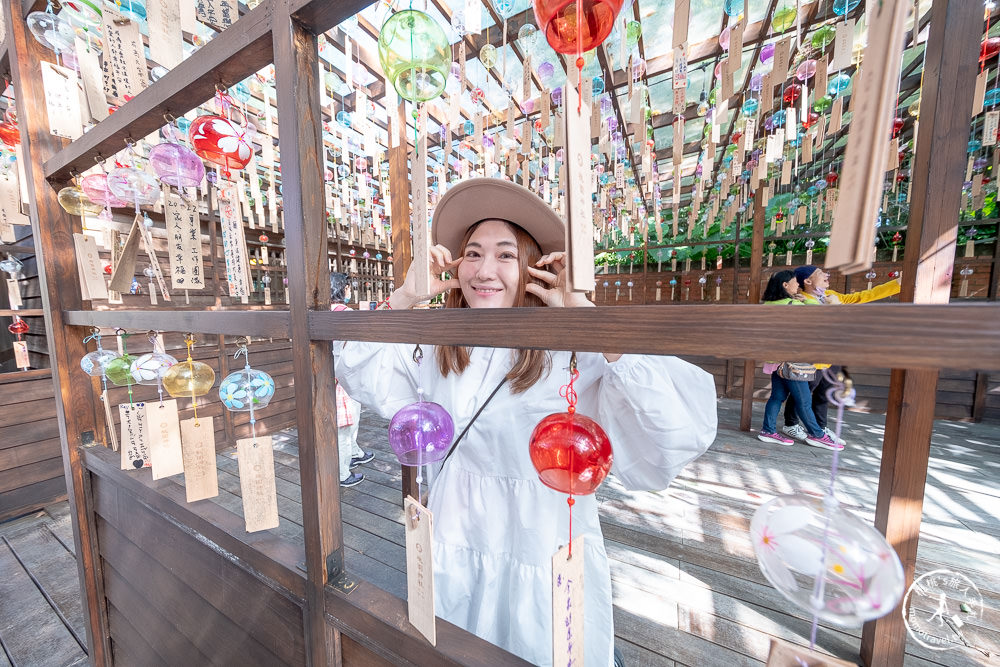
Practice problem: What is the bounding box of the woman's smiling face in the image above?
[457,220,522,308]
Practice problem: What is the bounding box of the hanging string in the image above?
[576,0,583,115]
[148,330,166,406]
[806,369,854,649]
[412,343,425,491]
[118,329,134,405]
[558,352,580,557]
[184,333,201,426]
[235,337,257,444]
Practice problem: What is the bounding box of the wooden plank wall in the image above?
[0,370,66,521]
[90,468,307,666]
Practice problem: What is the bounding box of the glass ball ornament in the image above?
[105,354,137,386]
[723,0,743,16]
[813,95,833,113]
[591,75,605,95]
[149,142,206,188]
[8,319,30,336]
[832,0,861,15]
[811,25,836,50]
[377,10,451,103]
[1,256,24,275]
[219,368,276,411]
[984,88,1000,107]
[782,83,802,104]
[80,173,128,208]
[130,352,178,385]
[0,119,20,147]
[163,359,216,398]
[27,11,76,53]
[982,37,1000,62]
[388,400,455,465]
[493,0,514,16]
[771,5,797,32]
[188,112,256,171]
[533,0,625,54]
[81,349,118,377]
[517,23,538,48]
[760,42,775,64]
[827,73,852,97]
[528,411,613,495]
[107,166,161,205]
[795,59,817,82]
[58,186,105,216]
[742,98,759,116]
[479,43,498,69]
[62,0,103,31]
[625,20,641,46]
[751,494,905,626]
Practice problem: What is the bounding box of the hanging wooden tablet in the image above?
[74,233,110,300]
[0,176,26,243]
[673,0,689,48]
[673,118,684,165]
[771,38,792,84]
[730,19,744,69]
[404,496,436,645]
[108,214,143,293]
[972,70,987,116]
[219,184,251,298]
[120,402,151,470]
[146,399,184,479]
[411,125,430,297]
[540,88,550,130]
[196,0,237,30]
[138,218,172,301]
[101,7,148,104]
[180,416,218,501]
[565,80,595,292]
[828,0,909,274]
[831,20,854,72]
[148,0,184,69]
[552,535,585,667]
[236,435,279,532]
[41,62,83,140]
[760,73,774,111]
[720,58,734,102]
[829,96,843,133]
[813,58,828,107]
[984,111,999,146]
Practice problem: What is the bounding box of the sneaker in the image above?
[782,424,809,442]
[757,431,794,445]
[823,427,846,446]
[340,472,365,488]
[350,451,375,468]
[805,433,844,451]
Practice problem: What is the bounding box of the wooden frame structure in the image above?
[1,0,998,665]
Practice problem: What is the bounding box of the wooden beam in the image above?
[289,0,373,36]
[740,189,766,431]
[272,6,342,665]
[64,309,291,337]
[307,303,1000,370]
[861,1,982,665]
[43,2,274,181]
[5,0,110,662]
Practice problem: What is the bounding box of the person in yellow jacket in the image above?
[782,265,901,444]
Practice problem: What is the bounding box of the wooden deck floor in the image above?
[0,504,87,667]
[3,398,998,666]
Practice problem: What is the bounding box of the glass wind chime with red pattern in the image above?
[2,256,29,370]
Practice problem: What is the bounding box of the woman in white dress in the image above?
[336,178,718,666]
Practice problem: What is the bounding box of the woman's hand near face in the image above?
[389,244,461,309]
[525,251,594,308]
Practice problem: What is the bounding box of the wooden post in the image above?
[5,0,111,662]
[740,189,765,431]
[860,1,980,665]
[387,99,420,504]
[273,7,342,665]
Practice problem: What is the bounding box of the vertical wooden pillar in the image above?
[5,1,111,663]
[740,189,765,431]
[273,6,342,665]
[860,1,980,664]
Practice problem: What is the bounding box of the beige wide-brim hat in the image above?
[431,178,565,256]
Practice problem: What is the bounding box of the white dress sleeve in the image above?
[579,353,718,491]
[334,341,422,420]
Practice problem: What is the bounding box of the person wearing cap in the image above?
[780,265,901,445]
[330,273,374,488]
[335,179,718,666]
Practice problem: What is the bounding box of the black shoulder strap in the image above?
[442,376,509,464]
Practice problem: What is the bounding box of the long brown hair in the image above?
[436,220,552,393]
